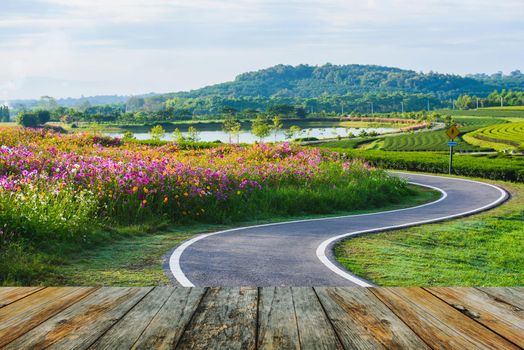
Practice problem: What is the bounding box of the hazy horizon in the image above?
[2,0,523,100]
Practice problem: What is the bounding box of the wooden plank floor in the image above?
[0,287,522,349]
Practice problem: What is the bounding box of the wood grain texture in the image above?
[176,287,257,350]
[478,287,524,310]
[427,287,524,348]
[372,288,519,350]
[257,287,300,350]
[89,287,174,350]
[316,287,429,350]
[294,288,342,350]
[0,287,96,348]
[0,287,44,308]
[131,288,206,350]
[0,287,521,350]
[4,287,151,350]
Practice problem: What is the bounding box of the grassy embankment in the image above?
[335,176,523,286]
[19,184,436,286]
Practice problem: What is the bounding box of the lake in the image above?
[105,120,397,143]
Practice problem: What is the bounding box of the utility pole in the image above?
[501,96,504,107]
[401,101,404,114]
[427,99,430,111]
[370,102,374,114]
[341,105,344,115]
[476,98,479,110]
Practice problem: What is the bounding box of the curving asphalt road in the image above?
[168,172,508,287]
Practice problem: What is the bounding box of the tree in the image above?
[172,128,183,142]
[61,114,74,124]
[455,95,475,110]
[0,106,9,122]
[187,126,200,142]
[285,125,301,140]
[231,120,241,143]
[295,107,307,118]
[122,131,135,141]
[16,112,40,128]
[36,110,50,125]
[223,117,241,143]
[251,115,271,142]
[271,116,283,142]
[38,96,58,111]
[150,125,166,141]
[267,104,295,117]
[220,106,238,116]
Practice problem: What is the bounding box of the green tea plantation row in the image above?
[327,149,524,182]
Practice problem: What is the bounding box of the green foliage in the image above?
[271,116,283,141]
[335,181,524,286]
[16,112,39,127]
[172,128,183,142]
[323,116,506,152]
[223,117,241,143]
[150,125,166,141]
[175,64,498,98]
[322,148,524,182]
[285,125,302,140]
[455,90,524,110]
[464,121,524,151]
[251,115,271,141]
[383,129,482,151]
[0,185,98,242]
[187,126,200,142]
[0,106,9,122]
[122,131,135,141]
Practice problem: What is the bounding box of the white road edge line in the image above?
[169,172,507,287]
[316,173,508,287]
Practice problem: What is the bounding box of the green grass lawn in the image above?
[335,177,523,286]
[1,184,438,286]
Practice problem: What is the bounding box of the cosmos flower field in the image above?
[0,127,410,243]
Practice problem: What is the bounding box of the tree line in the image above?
[0,106,9,122]
[455,90,524,109]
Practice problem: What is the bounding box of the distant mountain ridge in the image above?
[173,64,523,99]
[8,64,523,108]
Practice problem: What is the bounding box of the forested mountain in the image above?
[7,64,524,122]
[173,64,523,99]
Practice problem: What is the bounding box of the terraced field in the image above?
[382,117,504,152]
[464,121,524,151]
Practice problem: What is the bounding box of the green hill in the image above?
[174,64,522,99]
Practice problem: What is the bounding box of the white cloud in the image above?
[0,0,522,99]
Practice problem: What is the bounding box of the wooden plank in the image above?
[4,287,152,350]
[294,288,342,349]
[89,287,174,350]
[176,287,257,350]
[0,287,44,308]
[371,288,519,350]
[130,288,206,350]
[257,287,300,349]
[426,287,524,348]
[316,287,429,349]
[478,287,524,310]
[0,287,96,348]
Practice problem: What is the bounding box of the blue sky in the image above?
[1,0,523,100]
